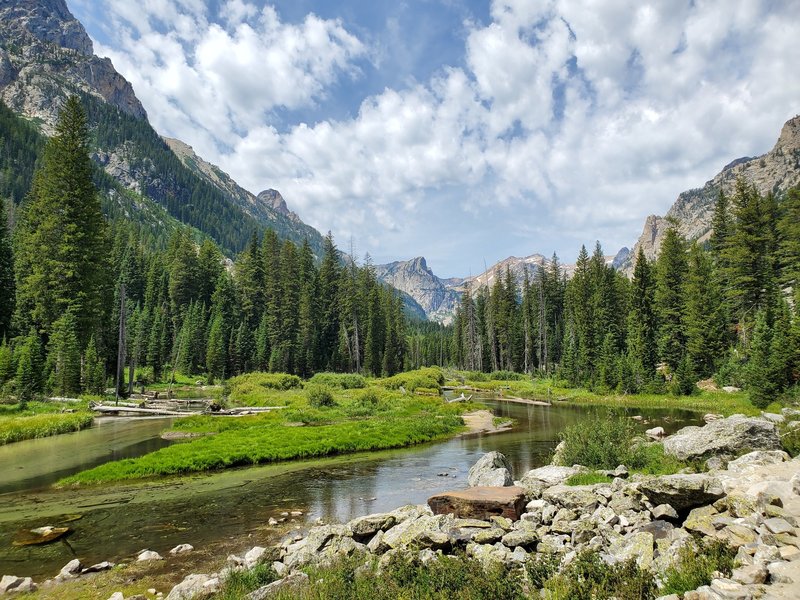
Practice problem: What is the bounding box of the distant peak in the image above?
[410,256,428,270]
[256,189,291,217]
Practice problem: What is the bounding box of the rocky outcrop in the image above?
[374,257,461,324]
[0,0,146,131]
[467,451,514,486]
[621,114,800,274]
[635,474,725,511]
[663,415,782,462]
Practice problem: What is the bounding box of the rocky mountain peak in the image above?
[620,113,800,274]
[0,0,93,56]
[374,257,459,324]
[257,189,291,217]
[0,0,146,131]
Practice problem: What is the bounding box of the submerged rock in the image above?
[467,451,514,487]
[169,543,194,555]
[428,486,527,520]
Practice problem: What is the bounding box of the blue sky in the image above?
[68,0,800,277]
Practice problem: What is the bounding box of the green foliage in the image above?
[543,551,656,600]
[661,539,736,595]
[0,410,93,445]
[671,353,699,396]
[655,224,688,370]
[306,384,335,408]
[524,552,561,589]
[60,411,464,484]
[566,472,613,486]
[15,328,43,405]
[13,96,106,341]
[47,310,82,396]
[746,309,776,408]
[215,562,278,600]
[0,201,13,340]
[309,372,366,389]
[382,367,444,392]
[488,370,527,381]
[780,424,800,457]
[226,372,303,405]
[557,411,642,469]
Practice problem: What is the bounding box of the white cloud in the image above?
[78,0,800,274]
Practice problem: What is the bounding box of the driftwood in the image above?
[90,403,192,416]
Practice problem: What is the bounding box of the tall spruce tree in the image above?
[0,201,13,339]
[654,224,688,370]
[627,248,657,386]
[13,96,106,340]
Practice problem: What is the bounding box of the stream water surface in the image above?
[0,400,703,578]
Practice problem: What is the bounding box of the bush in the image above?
[543,551,656,600]
[557,411,642,470]
[661,539,735,595]
[382,367,444,392]
[226,372,302,405]
[489,370,527,381]
[463,371,489,382]
[309,372,366,389]
[780,424,800,457]
[566,472,613,486]
[306,384,335,408]
[216,562,278,600]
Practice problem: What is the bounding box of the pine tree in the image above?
[627,248,657,386]
[13,96,106,340]
[47,310,82,396]
[206,311,227,382]
[777,187,800,289]
[83,336,106,394]
[746,309,775,408]
[685,245,726,377]
[0,337,13,386]
[16,329,43,405]
[0,201,13,339]
[655,224,687,370]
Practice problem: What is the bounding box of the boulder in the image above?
[137,549,163,562]
[382,514,452,551]
[467,451,514,487]
[763,517,796,535]
[683,505,719,536]
[248,572,309,600]
[81,561,114,574]
[521,465,583,487]
[244,546,267,568]
[58,558,82,579]
[500,521,538,548]
[726,450,789,472]
[608,531,655,569]
[428,486,527,520]
[0,576,37,594]
[169,543,194,555]
[347,513,396,539]
[635,474,724,511]
[542,485,599,511]
[646,426,665,439]
[663,416,781,461]
[651,504,679,522]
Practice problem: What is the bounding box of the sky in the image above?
[68,0,800,278]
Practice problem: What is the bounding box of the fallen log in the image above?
[90,403,194,416]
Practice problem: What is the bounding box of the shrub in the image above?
[544,551,656,600]
[661,539,735,595]
[382,367,444,392]
[216,562,278,600]
[306,384,335,408]
[780,425,800,457]
[557,411,642,470]
[489,370,527,381]
[308,372,366,389]
[525,552,560,589]
[463,370,489,382]
[226,372,302,405]
[566,472,613,486]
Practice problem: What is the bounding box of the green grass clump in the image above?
[489,370,528,381]
[60,412,465,484]
[382,367,445,393]
[214,562,278,599]
[308,372,366,389]
[0,409,94,445]
[660,539,736,595]
[306,384,335,408]
[226,372,302,405]
[566,472,613,486]
[261,551,525,600]
[542,552,656,599]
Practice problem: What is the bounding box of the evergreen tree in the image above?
[47,310,82,396]
[206,311,227,382]
[746,309,775,408]
[777,187,800,289]
[0,337,13,386]
[13,96,106,340]
[685,245,726,377]
[16,329,43,405]
[655,224,687,370]
[83,336,106,394]
[0,201,13,339]
[627,248,657,386]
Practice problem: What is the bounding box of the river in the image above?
[0,400,702,578]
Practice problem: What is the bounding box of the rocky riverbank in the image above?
[4,410,799,599]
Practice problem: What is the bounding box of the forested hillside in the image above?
[0,99,406,403]
[445,181,800,406]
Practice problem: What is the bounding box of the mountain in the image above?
[0,0,324,257]
[620,114,800,273]
[374,257,461,325]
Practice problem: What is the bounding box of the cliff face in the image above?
[0,0,146,131]
[621,115,800,273]
[374,257,461,325]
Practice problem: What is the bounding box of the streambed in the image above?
[0,400,702,578]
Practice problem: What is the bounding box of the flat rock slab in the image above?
[428,486,526,520]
